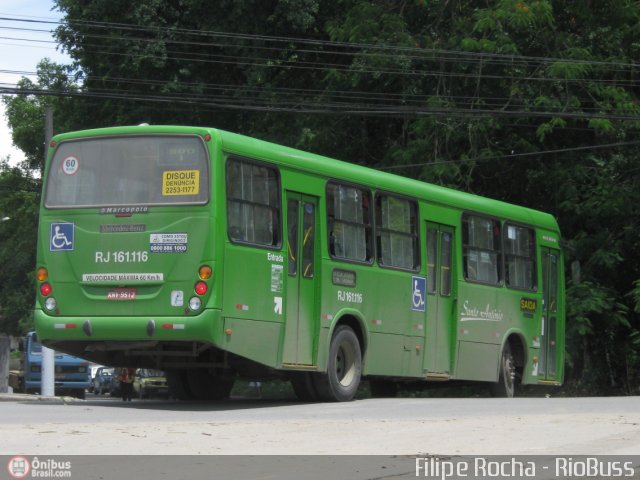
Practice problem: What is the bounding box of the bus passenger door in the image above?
[283,192,319,366]
[424,222,455,376]
[540,248,560,380]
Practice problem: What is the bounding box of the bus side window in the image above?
[326,182,372,263]
[376,194,419,271]
[328,218,344,257]
[226,157,281,247]
[462,214,502,285]
[504,223,536,291]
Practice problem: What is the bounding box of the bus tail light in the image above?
[37,267,49,282]
[198,265,212,280]
[195,282,207,295]
[40,283,52,296]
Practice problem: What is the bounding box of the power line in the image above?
[3,14,640,71]
[2,83,640,123]
[378,141,640,170]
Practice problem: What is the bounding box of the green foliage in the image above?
[2,59,79,172]
[0,161,40,335]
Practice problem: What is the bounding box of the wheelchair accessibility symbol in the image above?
[411,276,426,312]
[50,222,74,251]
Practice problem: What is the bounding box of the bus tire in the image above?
[313,325,362,402]
[491,343,516,398]
[187,370,234,401]
[370,379,397,398]
[166,369,193,401]
[290,372,319,401]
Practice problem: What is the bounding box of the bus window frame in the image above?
[44,134,211,210]
[374,190,421,273]
[325,179,374,266]
[461,211,504,287]
[225,154,283,251]
[502,220,538,293]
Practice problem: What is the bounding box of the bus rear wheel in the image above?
[491,344,516,398]
[166,369,193,400]
[290,372,319,401]
[313,325,362,402]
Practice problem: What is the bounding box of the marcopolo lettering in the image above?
[100,206,150,215]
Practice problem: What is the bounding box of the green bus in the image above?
[35,125,564,401]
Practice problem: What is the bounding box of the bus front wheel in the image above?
[491,343,516,398]
[313,325,362,402]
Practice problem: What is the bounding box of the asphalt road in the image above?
[1,394,639,455]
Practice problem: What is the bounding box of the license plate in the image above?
[107,288,137,301]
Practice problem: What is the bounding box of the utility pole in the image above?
[41,107,55,397]
[0,335,9,393]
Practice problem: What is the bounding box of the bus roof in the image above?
[51,125,560,232]
[216,129,559,232]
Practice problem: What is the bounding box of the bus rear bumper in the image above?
[34,308,223,345]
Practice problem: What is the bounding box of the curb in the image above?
[0,393,83,403]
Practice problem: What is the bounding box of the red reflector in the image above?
[54,323,77,329]
[40,283,52,296]
[195,281,207,295]
[162,324,185,330]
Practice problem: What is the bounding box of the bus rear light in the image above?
[204,133,212,142]
[195,282,207,295]
[189,297,202,310]
[40,283,52,296]
[198,265,212,280]
[44,297,57,311]
[37,267,49,282]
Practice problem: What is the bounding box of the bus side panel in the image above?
[453,282,540,382]
[220,244,285,368]
[455,341,500,382]
[222,317,282,368]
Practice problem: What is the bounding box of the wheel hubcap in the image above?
[336,342,356,387]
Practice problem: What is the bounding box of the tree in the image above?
[0,161,40,335]
[3,59,80,173]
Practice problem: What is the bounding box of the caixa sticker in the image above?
[150,233,188,253]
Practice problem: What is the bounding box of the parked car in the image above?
[133,369,168,399]
[92,367,114,395]
[109,369,122,397]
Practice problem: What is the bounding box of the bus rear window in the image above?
[45,135,209,208]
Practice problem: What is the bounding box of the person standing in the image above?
[118,367,136,402]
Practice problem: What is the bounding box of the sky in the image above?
[0,0,70,165]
